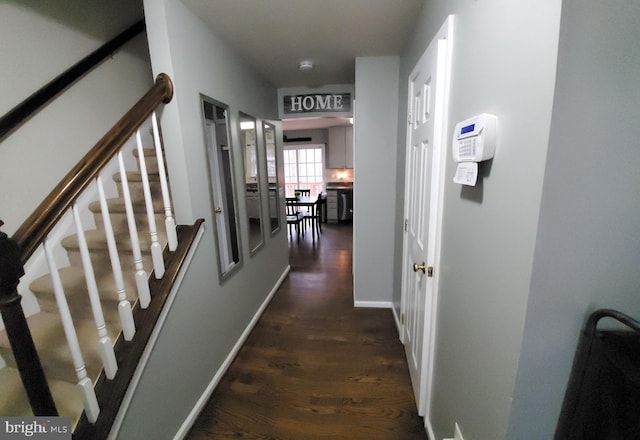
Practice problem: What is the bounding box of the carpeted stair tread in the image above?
[60,231,158,278]
[0,366,83,420]
[88,197,165,215]
[0,312,118,383]
[30,266,139,301]
[112,171,160,183]
[132,147,158,161]
[49,375,84,421]
[0,366,31,415]
[29,266,140,320]
[61,228,156,252]
[111,171,163,204]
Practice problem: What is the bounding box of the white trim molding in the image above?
[353,300,393,309]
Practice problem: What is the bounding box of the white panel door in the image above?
[205,119,234,273]
[401,31,449,416]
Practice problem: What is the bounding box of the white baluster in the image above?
[152,112,178,251]
[136,130,165,278]
[43,239,100,423]
[97,176,136,341]
[72,205,118,380]
[117,151,151,309]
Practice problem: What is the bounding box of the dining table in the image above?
[286,196,322,240]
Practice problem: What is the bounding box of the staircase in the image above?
[1,142,161,414]
[0,74,203,438]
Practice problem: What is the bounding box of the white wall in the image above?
[507,1,640,438]
[0,1,151,235]
[118,1,288,438]
[396,1,561,439]
[353,56,400,306]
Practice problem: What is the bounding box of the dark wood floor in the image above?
[186,223,426,439]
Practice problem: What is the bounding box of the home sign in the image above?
[283,93,352,115]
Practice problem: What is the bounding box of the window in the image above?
[283,145,324,197]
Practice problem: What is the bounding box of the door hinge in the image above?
[408,111,412,125]
[401,313,405,325]
[404,219,408,232]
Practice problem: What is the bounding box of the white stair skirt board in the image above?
[172,265,292,440]
[353,300,393,309]
[107,223,206,440]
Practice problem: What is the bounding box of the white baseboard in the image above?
[392,305,403,339]
[353,300,393,309]
[427,419,436,440]
[439,421,464,440]
[172,265,291,439]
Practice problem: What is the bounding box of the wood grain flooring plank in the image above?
[187,224,427,439]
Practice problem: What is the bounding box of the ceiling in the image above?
[182,0,424,88]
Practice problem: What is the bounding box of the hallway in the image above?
[186,224,426,439]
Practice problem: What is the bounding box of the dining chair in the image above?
[304,193,324,236]
[294,189,311,196]
[293,189,312,230]
[285,198,304,239]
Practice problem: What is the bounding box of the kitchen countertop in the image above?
[326,182,353,190]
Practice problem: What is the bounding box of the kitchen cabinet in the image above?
[326,189,338,222]
[327,126,353,169]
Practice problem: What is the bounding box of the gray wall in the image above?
[507,1,640,438]
[353,56,400,305]
[0,0,151,235]
[395,1,561,439]
[119,1,289,438]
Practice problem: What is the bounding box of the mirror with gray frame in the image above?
[263,121,280,234]
[239,112,264,254]
[201,97,241,279]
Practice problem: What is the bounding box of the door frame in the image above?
[399,15,454,428]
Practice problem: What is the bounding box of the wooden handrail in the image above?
[11,73,174,263]
[0,20,145,142]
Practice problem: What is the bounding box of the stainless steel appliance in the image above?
[338,189,352,221]
[326,182,353,223]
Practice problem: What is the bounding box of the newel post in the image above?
[0,220,57,415]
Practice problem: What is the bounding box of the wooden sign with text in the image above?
[283,93,352,114]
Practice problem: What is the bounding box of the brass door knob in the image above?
[413,262,426,273]
[413,262,433,277]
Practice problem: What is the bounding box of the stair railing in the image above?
[0,73,175,423]
[0,20,145,142]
